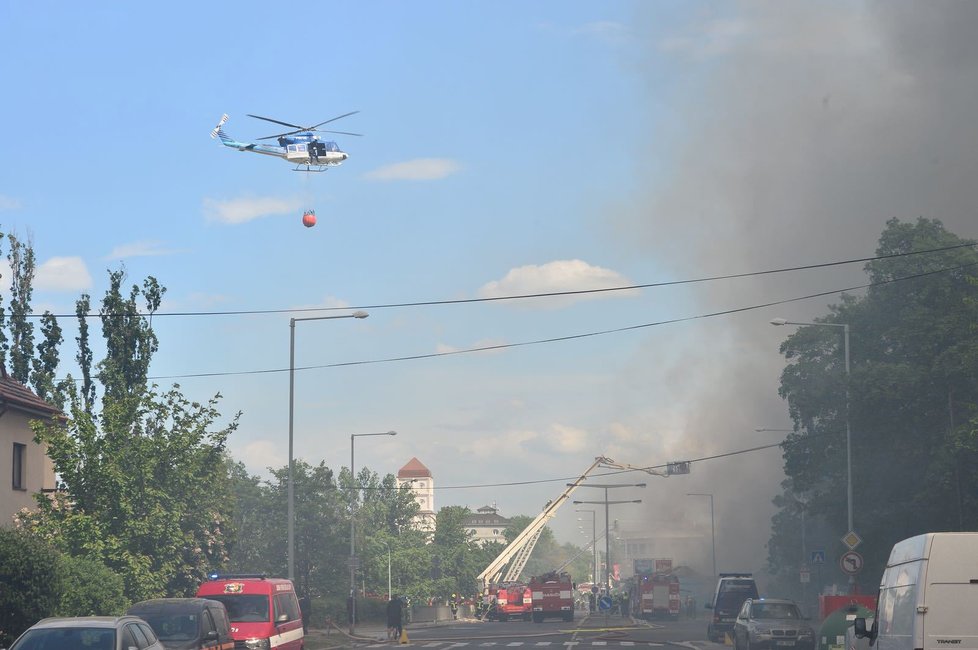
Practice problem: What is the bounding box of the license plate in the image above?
[776,642,795,646]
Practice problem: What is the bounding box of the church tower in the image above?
[397,457,436,533]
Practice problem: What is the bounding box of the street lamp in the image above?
[572,482,646,591]
[576,509,598,584]
[350,430,397,634]
[384,541,392,601]
[687,493,716,581]
[288,310,369,583]
[771,317,854,579]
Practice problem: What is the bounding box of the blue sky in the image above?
[4,1,978,578]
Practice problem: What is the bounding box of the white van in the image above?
[855,532,978,650]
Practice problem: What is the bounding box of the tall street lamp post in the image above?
[350,430,397,634]
[687,493,716,581]
[771,317,854,587]
[384,541,392,601]
[288,310,369,583]
[573,482,646,591]
[576,509,598,584]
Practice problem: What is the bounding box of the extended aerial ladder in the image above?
[477,456,677,593]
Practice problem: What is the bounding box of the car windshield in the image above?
[11,627,115,650]
[136,613,199,641]
[753,603,801,619]
[206,595,269,622]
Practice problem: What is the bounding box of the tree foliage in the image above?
[768,218,978,594]
[15,266,238,603]
[56,554,128,617]
[0,527,62,647]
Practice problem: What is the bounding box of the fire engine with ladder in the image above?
[476,456,687,622]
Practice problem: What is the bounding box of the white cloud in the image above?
[363,158,461,181]
[478,259,639,308]
[572,21,632,45]
[0,194,22,211]
[238,439,285,474]
[658,17,751,58]
[104,240,184,260]
[548,423,590,454]
[202,196,302,224]
[35,257,92,291]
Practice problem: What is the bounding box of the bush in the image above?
[57,554,128,616]
[0,527,63,646]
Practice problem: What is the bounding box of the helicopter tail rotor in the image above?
[210,113,230,139]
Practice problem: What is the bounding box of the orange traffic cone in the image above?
[399,628,409,644]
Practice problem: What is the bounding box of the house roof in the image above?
[0,364,61,419]
[397,457,432,478]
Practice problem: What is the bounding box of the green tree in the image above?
[769,218,978,591]
[56,554,128,616]
[20,270,238,602]
[0,527,62,647]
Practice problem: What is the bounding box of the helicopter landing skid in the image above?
[293,164,330,173]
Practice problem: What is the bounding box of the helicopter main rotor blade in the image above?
[247,114,306,130]
[319,129,364,137]
[308,111,360,130]
[257,129,306,141]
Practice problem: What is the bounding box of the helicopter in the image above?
[210,112,361,172]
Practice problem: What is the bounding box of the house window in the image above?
[12,443,26,490]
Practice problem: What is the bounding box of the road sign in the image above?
[842,531,863,550]
[591,585,599,595]
[810,550,825,565]
[599,595,613,611]
[800,568,811,584]
[667,461,690,475]
[840,550,864,575]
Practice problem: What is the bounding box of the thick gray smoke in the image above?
[607,1,978,587]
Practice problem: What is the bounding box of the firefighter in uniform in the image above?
[450,594,459,620]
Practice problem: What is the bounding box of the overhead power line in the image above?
[142,260,978,381]
[29,241,977,319]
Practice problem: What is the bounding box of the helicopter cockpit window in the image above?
[297,144,307,152]
[324,142,339,152]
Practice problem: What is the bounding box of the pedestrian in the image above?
[450,593,459,620]
[387,594,403,642]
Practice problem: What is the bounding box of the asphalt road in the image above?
[354,612,724,648]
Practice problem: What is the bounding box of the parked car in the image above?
[127,598,233,650]
[4,615,166,650]
[733,598,815,650]
[707,573,760,642]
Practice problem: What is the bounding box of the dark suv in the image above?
[706,573,760,642]
[127,598,233,650]
[733,598,815,650]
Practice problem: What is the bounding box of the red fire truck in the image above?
[496,583,533,621]
[651,573,681,619]
[530,571,574,623]
[629,573,656,619]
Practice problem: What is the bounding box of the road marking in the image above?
[620,643,635,646]
[535,643,552,646]
[506,644,523,647]
[562,643,579,647]
[592,643,607,646]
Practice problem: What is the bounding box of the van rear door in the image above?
[922,536,978,650]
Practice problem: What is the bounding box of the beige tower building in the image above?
[397,457,436,533]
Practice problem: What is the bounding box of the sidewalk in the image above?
[305,616,473,649]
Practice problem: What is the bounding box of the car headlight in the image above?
[244,639,270,650]
[752,625,773,637]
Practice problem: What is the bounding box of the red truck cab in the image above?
[196,574,304,650]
